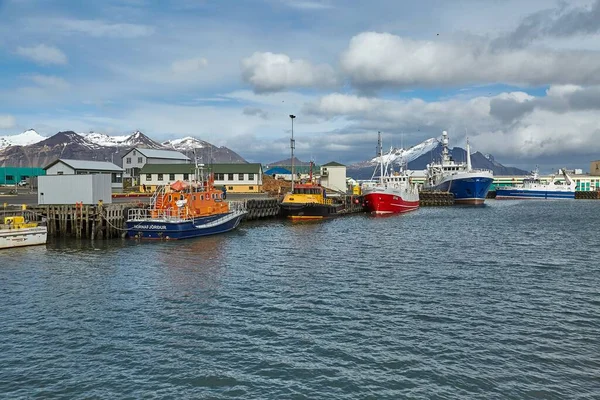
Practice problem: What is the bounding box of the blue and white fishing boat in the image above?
[496,167,576,200]
[125,164,246,240]
[424,131,494,205]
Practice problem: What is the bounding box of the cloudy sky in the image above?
[1,0,599,171]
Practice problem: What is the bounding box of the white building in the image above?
[44,159,123,189]
[121,148,190,184]
[320,162,347,194]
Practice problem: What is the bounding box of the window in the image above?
[249,186,254,191]
[6,175,14,182]
[215,173,224,180]
[126,157,131,164]
[248,173,254,180]
[183,173,189,180]
[57,171,64,175]
[228,173,234,180]
[228,186,233,190]
[146,174,151,181]
[138,157,143,163]
[238,173,244,180]
[158,174,163,181]
[169,174,175,181]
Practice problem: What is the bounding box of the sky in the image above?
[1,0,600,172]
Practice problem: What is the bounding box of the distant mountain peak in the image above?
[0,129,47,150]
[162,136,209,151]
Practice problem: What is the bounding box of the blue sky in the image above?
[1,0,600,171]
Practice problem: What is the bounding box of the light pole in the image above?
[289,114,296,192]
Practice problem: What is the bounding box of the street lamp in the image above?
[289,114,296,192]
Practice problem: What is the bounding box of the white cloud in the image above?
[16,44,67,65]
[241,52,337,93]
[171,57,208,74]
[340,32,600,89]
[27,74,70,90]
[0,115,17,129]
[304,88,600,159]
[52,18,154,38]
[282,0,333,10]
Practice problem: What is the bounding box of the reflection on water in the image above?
[1,201,600,399]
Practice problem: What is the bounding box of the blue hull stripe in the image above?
[496,189,575,199]
[126,212,244,239]
[432,177,493,203]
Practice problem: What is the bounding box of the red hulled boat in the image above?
[362,132,420,214]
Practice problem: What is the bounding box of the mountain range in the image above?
[0,130,246,167]
[345,140,529,179]
[1,130,529,176]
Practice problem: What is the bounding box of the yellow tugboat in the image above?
[0,213,47,249]
[279,163,344,220]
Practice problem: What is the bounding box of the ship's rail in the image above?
[127,208,191,222]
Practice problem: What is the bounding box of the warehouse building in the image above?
[44,159,123,189]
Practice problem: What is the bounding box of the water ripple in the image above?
[1,200,599,398]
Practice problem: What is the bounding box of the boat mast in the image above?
[378,131,384,185]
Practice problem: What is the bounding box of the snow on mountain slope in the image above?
[162,136,209,151]
[372,137,439,165]
[78,131,131,147]
[0,129,47,150]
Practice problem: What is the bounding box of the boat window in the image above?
[168,195,172,202]
[201,195,204,200]
[180,194,184,200]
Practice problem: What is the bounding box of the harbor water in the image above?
[1,200,599,399]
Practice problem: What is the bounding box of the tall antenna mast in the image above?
[289,114,296,192]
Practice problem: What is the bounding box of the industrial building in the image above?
[319,162,347,194]
[139,163,263,193]
[44,159,124,189]
[0,166,45,185]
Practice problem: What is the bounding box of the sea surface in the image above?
[1,200,600,399]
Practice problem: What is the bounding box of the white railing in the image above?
[150,185,166,209]
[127,208,190,222]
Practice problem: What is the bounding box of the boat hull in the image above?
[0,226,48,249]
[279,202,343,219]
[431,176,493,205]
[126,212,245,240]
[363,192,419,214]
[495,189,575,200]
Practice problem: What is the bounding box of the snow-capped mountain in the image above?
[347,136,528,179]
[372,137,439,166]
[0,129,47,150]
[162,136,209,151]
[0,129,247,167]
[79,130,163,149]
